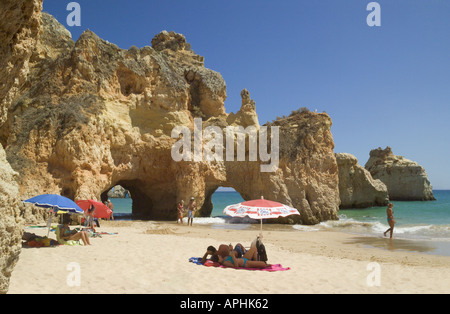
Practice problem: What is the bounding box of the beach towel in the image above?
[88,231,118,238]
[188,257,290,272]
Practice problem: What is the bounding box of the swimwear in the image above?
[224,256,233,264]
[188,210,193,218]
[224,256,248,267]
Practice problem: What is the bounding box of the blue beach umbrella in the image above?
[23,194,84,236]
[23,194,84,214]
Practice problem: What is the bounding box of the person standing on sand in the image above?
[107,199,114,221]
[384,203,395,238]
[177,200,184,224]
[187,197,196,226]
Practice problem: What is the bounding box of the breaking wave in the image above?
[314,215,450,241]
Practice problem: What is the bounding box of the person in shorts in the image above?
[187,197,196,226]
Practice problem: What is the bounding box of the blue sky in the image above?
[43,0,450,189]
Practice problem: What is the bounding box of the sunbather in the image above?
[221,244,269,269]
[203,237,266,264]
[202,243,251,263]
[60,216,91,246]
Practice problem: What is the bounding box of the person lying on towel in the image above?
[202,244,269,268]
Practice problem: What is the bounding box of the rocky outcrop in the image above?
[0,145,24,294]
[0,9,340,230]
[0,0,43,294]
[336,153,388,208]
[365,147,435,201]
[107,185,130,198]
[0,0,42,126]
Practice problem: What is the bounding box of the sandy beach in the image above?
[7,220,450,294]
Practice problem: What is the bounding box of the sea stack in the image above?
[365,147,435,201]
[336,153,389,208]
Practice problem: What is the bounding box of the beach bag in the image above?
[257,242,268,262]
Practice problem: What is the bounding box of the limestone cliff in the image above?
[0,10,340,228]
[0,0,43,294]
[365,147,435,201]
[0,145,24,294]
[336,153,388,208]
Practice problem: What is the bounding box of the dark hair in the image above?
[207,246,217,253]
[62,214,71,224]
[210,254,219,263]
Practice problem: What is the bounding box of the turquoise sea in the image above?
[111,190,450,241]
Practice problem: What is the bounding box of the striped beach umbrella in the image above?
[223,197,300,234]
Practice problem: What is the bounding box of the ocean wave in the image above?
[292,225,321,232]
[316,217,450,240]
[196,216,261,224]
[192,217,228,224]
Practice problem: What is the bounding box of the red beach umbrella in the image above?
[76,200,112,219]
[223,197,300,234]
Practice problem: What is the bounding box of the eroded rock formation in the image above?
[365,147,435,201]
[0,0,43,294]
[336,153,388,208]
[0,10,340,227]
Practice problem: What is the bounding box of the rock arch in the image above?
[1,13,340,226]
[199,183,247,217]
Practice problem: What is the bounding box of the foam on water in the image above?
[110,190,450,241]
[315,215,450,241]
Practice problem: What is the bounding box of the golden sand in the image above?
[8,220,450,294]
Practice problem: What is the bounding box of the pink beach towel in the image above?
[227,264,290,272]
[189,257,290,271]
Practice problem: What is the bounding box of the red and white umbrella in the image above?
[76,200,112,219]
[223,197,300,234]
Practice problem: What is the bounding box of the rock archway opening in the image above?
[101,180,154,220]
[199,185,245,217]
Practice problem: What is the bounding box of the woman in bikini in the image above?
[221,244,268,269]
[383,203,395,238]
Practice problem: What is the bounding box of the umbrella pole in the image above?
[260,196,264,237]
[47,211,53,237]
[259,219,264,239]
